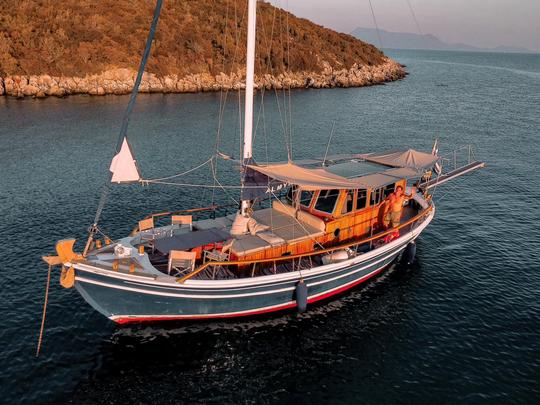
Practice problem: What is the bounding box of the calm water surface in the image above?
[1,50,539,403]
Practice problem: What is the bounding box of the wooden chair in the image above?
[138,217,155,242]
[168,250,196,276]
[203,249,230,263]
[171,215,193,235]
[203,249,230,279]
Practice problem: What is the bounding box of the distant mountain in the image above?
[351,27,535,54]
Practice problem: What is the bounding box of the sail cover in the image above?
[109,137,141,183]
[360,149,439,169]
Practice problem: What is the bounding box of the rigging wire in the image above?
[252,3,278,149]
[87,0,163,251]
[140,157,214,183]
[402,0,459,167]
[322,120,337,166]
[405,0,423,37]
[143,180,263,190]
[433,181,468,203]
[367,0,383,49]
[270,190,325,251]
[285,0,293,160]
[274,3,292,161]
[211,1,249,208]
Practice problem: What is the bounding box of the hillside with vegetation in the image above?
[0,0,405,97]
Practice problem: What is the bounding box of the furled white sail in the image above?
[109,137,140,183]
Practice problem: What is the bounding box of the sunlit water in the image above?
[1,50,539,403]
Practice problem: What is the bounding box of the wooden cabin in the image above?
[138,150,438,275]
[225,177,407,262]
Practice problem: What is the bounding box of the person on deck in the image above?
[383,185,415,229]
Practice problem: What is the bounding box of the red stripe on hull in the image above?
[113,263,390,324]
[114,302,298,324]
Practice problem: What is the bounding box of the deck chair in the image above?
[203,249,230,279]
[168,250,196,276]
[138,217,155,242]
[171,215,193,235]
[203,249,230,263]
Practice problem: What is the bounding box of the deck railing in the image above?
[177,203,433,283]
[130,203,237,235]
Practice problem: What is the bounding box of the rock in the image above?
[0,59,406,98]
[75,78,90,93]
[48,85,65,97]
[59,77,76,90]
[163,76,176,92]
[22,84,39,96]
[3,77,15,95]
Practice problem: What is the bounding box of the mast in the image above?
[241,0,257,216]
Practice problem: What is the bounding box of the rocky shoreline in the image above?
[0,58,405,98]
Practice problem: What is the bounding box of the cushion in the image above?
[230,212,250,235]
[272,200,296,217]
[248,217,270,235]
[297,210,326,232]
[257,231,286,246]
[230,235,271,257]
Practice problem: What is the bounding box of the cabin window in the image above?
[314,189,340,214]
[342,190,354,214]
[299,190,314,207]
[285,186,294,204]
[370,188,383,205]
[356,189,367,210]
[383,183,395,198]
[285,186,299,205]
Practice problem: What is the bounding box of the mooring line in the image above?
[36,264,52,357]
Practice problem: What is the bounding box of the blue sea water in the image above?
[0,50,539,403]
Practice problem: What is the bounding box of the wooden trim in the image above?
[171,215,193,226]
[310,189,341,219]
[42,255,63,266]
[130,204,230,235]
[177,204,432,283]
[138,217,154,232]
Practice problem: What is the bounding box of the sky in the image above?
[268,0,540,52]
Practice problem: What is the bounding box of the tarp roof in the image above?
[246,149,436,191]
[360,149,439,169]
[246,162,366,190]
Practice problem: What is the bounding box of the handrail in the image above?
[130,203,236,235]
[177,204,433,283]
